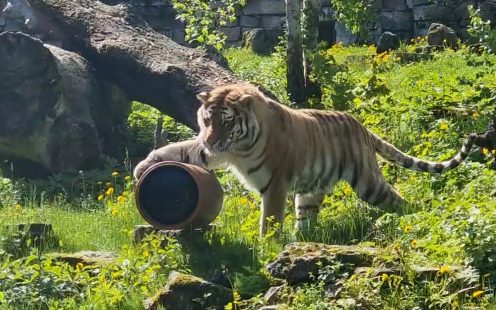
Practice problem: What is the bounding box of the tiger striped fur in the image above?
[134,83,477,235]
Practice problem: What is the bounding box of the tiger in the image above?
[134,83,477,235]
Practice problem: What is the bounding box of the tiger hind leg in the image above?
[352,171,405,212]
[294,192,325,231]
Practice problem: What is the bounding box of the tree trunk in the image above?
[302,0,321,104]
[285,0,306,106]
[25,0,240,131]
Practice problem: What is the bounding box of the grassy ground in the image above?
[1,44,496,309]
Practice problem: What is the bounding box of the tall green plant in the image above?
[331,0,374,40]
[467,5,496,53]
[171,0,246,51]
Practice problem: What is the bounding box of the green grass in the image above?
[2,44,496,309]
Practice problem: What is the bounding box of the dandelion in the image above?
[492,149,496,155]
[439,122,449,131]
[125,175,132,181]
[482,148,489,156]
[438,265,451,275]
[451,300,459,308]
[143,250,150,258]
[97,194,104,201]
[381,273,389,282]
[112,171,119,177]
[106,187,114,196]
[411,239,418,248]
[403,224,413,233]
[111,207,119,216]
[343,187,353,196]
[472,290,484,298]
[15,203,22,210]
[117,195,125,203]
[238,197,249,205]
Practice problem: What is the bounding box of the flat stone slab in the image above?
[266,243,379,285]
[133,224,213,244]
[48,251,117,268]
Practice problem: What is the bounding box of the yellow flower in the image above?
[112,171,119,177]
[106,187,114,196]
[238,197,249,205]
[97,194,104,201]
[111,207,119,216]
[117,195,125,203]
[343,187,353,196]
[15,203,22,210]
[438,265,451,275]
[125,175,132,181]
[451,300,459,308]
[439,122,449,131]
[482,148,489,156]
[143,250,150,258]
[353,97,363,105]
[411,239,418,248]
[403,224,413,233]
[492,149,496,155]
[381,273,389,282]
[75,262,84,271]
[472,290,484,298]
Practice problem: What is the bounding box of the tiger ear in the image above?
[196,92,209,104]
[238,94,253,107]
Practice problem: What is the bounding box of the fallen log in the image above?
[27,0,239,130]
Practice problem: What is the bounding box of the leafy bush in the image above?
[126,101,194,158]
[171,0,246,50]
[468,5,496,53]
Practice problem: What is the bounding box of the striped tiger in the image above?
[134,83,477,235]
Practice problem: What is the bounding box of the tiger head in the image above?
[196,84,263,154]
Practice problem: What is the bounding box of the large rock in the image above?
[376,31,401,54]
[242,28,281,54]
[426,23,457,48]
[266,243,379,285]
[144,271,233,310]
[0,32,103,173]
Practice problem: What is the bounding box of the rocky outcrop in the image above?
[426,23,458,48]
[376,31,400,54]
[242,28,281,54]
[0,0,241,174]
[144,271,233,310]
[266,242,379,285]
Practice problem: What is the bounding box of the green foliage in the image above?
[126,101,194,158]
[468,5,496,53]
[224,44,289,103]
[0,178,18,209]
[171,0,246,51]
[331,0,374,39]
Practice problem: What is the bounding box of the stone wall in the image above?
[1,0,496,46]
[371,0,496,42]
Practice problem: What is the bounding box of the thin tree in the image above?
[285,0,320,107]
[285,0,306,106]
